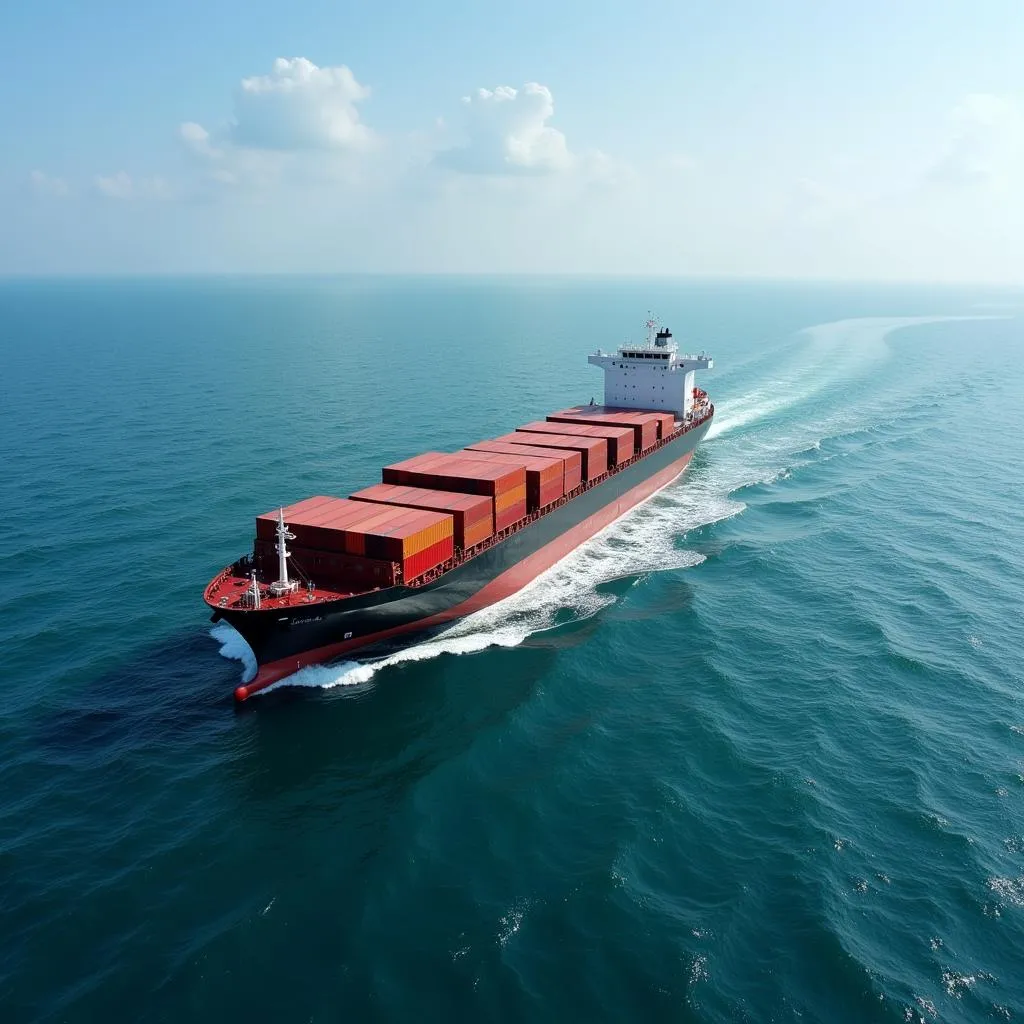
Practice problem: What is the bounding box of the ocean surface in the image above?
[1,276,1022,1023]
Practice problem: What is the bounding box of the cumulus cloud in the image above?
[438,83,573,174]
[183,56,373,164]
[94,171,173,200]
[29,170,70,198]
[928,93,1024,186]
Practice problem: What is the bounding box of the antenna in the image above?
[644,312,658,346]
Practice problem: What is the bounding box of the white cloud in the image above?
[928,93,1024,186]
[438,83,573,174]
[94,171,174,201]
[179,121,220,160]
[184,56,373,161]
[29,170,70,198]
[178,58,376,192]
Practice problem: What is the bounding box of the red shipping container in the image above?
[350,483,493,549]
[538,478,563,508]
[352,506,452,562]
[493,431,608,481]
[257,497,396,551]
[654,412,676,438]
[522,419,635,464]
[465,441,583,493]
[256,495,346,541]
[547,407,661,451]
[255,540,397,589]
[401,535,454,582]
[456,448,564,512]
[495,499,527,532]
[259,498,452,560]
[383,454,524,498]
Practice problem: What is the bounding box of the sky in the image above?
[4,0,1024,281]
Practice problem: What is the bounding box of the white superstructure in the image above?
[589,319,713,419]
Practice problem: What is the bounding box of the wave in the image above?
[210,621,257,682]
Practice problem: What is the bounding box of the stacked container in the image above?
[349,483,493,550]
[382,454,527,531]
[255,541,399,589]
[516,420,635,465]
[465,440,583,493]
[457,447,565,511]
[546,407,673,451]
[256,496,453,586]
[492,431,609,482]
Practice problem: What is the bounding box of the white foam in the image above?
[210,621,257,682]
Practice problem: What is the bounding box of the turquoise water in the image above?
[1,277,1022,1022]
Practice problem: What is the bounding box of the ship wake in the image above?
[707,314,992,439]
[213,475,719,697]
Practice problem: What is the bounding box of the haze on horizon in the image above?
[4,0,1024,284]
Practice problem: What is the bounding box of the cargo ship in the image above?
[205,321,714,700]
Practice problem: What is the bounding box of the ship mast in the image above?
[269,508,299,597]
[248,570,261,609]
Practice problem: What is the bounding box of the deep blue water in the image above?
[1,277,1023,1023]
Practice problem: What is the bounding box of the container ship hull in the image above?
[213,417,711,697]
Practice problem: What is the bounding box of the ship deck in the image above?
[204,570,361,612]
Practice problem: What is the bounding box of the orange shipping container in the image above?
[547,407,660,451]
[350,483,493,549]
[402,535,454,581]
[457,448,564,511]
[494,483,528,512]
[522,419,636,464]
[465,441,583,493]
[383,455,525,498]
[462,515,494,549]
[493,431,609,481]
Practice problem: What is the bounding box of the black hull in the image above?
[219,417,711,685]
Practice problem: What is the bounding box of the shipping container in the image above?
[547,407,661,451]
[354,506,453,562]
[254,539,397,589]
[495,499,527,532]
[383,454,525,499]
[401,535,455,582]
[257,497,392,551]
[520,419,636,465]
[258,497,452,564]
[456,448,565,511]
[654,412,676,438]
[350,483,493,549]
[255,495,345,541]
[465,441,583,493]
[492,431,609,481]
[462,515,494,549]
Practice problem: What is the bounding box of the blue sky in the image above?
[5,0,1024,280]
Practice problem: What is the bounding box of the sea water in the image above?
[0,277,1022,1022]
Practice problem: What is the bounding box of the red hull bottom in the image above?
[233,450,693,700]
